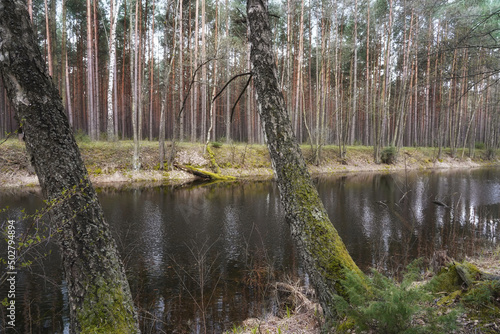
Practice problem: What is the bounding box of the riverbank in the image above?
[227,246,500,334]
[1,139,498,188]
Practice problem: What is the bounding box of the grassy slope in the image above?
[0,138,498,188]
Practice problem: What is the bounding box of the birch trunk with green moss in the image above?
[247,0,362,322]
[0,1,139,332]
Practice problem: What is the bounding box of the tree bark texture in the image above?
[0,1,140,332]
[247,0,361,322]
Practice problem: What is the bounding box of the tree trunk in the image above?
[0,1,139,332]
[192,0,199,142]
[201,0,207,142]
[247,0,361,323]
[178,0,184,141]
[159,3,178,170]
[61,0,73,128]
[86,0,95,140]
[93,0,100,140]
[149,0,155,142]
[224,0,231,143]
[107,0,121,141]
[205,1,219,148]
[294,0,305,142]
[364,3,370,146]
[350,0,358,146]
[44,0,53,77]
[131,0,140,169]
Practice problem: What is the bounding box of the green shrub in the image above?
[74,129,91,143]
[334,260,459,334]
[486,147,496,160]
[475,141,486,149]
[211,141,223,148]
[381,146,397,164]
[462,280,500,310]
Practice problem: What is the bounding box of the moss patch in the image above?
[78,281,138,333]
[180,164,236,181]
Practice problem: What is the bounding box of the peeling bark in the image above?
[247,0,362,323]
[0,1,139,332]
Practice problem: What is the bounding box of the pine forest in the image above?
[1,0,500,163]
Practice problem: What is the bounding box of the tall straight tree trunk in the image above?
[350,0,358,146]
[205,58,218,146]
[286,0,293,125]
[137,2,144,143]
[393,10,413,148]
[188,3,193,141]
[86,0,95,139]
[114,58,119,137]
[130,0,140,169]
[424,16,432,147]
[374,0,393,162]
[107,0,121,141]
[178,0,184,141]
[206,0,219,145]
[246,23,253,143]
[294,0,305,141]
[318,11,328,164]
[149,0,155,141]
[201,0,207,141]
[247,0,361,323]
[192,0,199,142]
[382,0,393,148]
[448,48,458,156]
[159,2,178,169]
[224,0,231,143]
[120,0,128,139]
[65,55,73,128]
[93,0,100,140]
[61,0,73,127]
[0,1,139,332]
[364,3,370,145]
[44,0,53,77]
[333,0,340,150]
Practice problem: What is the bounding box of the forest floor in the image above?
[0,138,498,189]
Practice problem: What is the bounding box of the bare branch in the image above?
[231,74,253,122]
[211,72,252,103]
[178,58,217,118]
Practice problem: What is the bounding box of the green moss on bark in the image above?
[78,280,138,333]
[184,164,236,181]
[280,163,363,314]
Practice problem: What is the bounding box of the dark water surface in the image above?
[1,168,499,333]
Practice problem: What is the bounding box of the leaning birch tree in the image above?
[0,1,139,332]
[247,0,362,323]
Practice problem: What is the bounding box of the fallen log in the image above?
[174,164,236,181]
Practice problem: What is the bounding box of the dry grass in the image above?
[226,279,323,334]
[466,246,500,277]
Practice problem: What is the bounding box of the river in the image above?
[0,168,499,333]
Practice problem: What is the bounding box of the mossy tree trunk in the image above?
[247,0,362,322]
[0,1,140,332]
